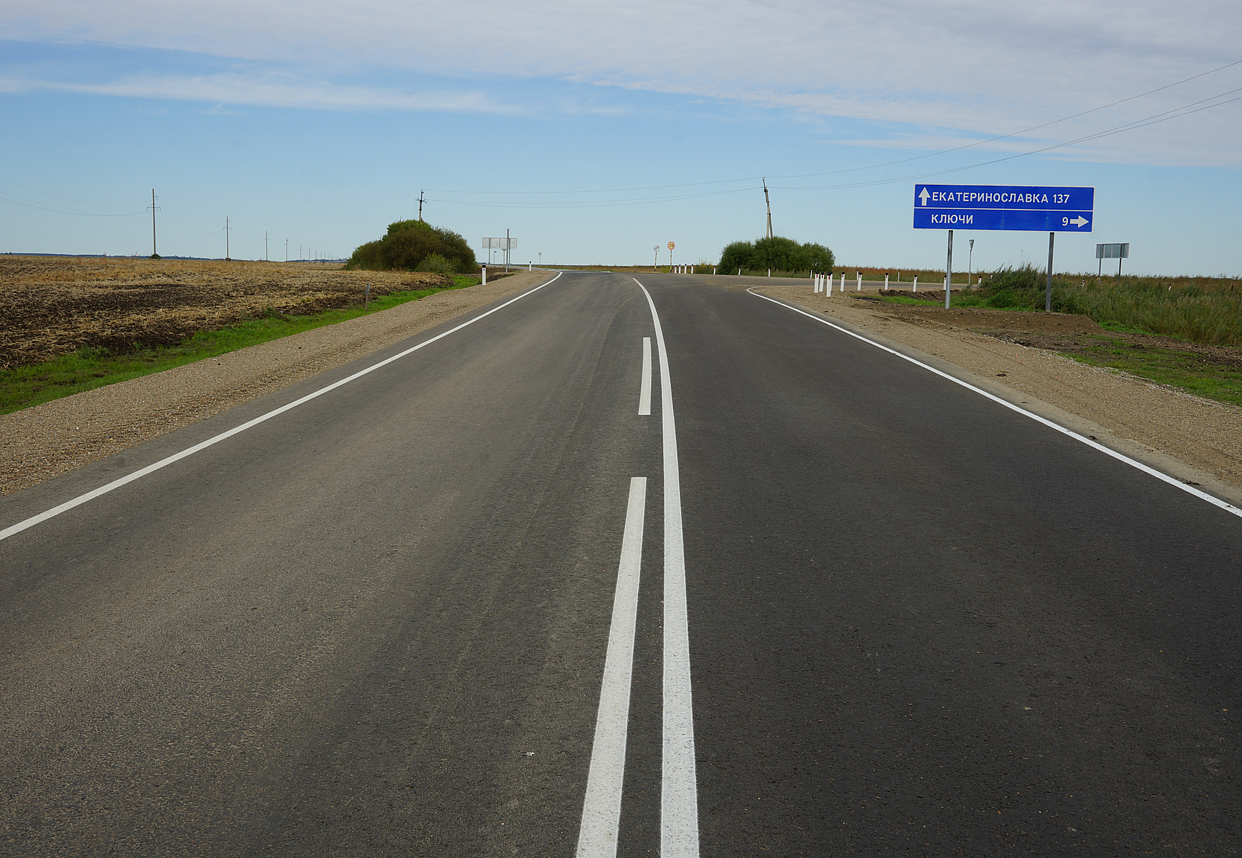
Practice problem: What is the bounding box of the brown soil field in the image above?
[0,256,449,370]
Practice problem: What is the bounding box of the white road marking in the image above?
[576,477,647,858]
[635,279,700,858]
[0,274,562,543]
[748,288,1242,520]
[639,337,653,416]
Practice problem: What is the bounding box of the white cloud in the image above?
[0,71,523,113]
[5,0,1242,164]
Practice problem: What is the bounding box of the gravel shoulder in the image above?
[738,278,1242,508]
[0,270,552,497]
[5,270,1241,511]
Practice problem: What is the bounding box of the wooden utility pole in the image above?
[763,178,773,239]
[418,190,426,221]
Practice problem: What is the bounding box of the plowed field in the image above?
[0,256,447,370]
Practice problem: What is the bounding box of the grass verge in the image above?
[874,266,1242,408]
[1,275,479,415]
[1060,334,1242,408]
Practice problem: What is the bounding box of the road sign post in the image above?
[1097,242,1130,277]
[945,230,953,309]
[914,184,1094,309]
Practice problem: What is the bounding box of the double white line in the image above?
[576,282,699,857]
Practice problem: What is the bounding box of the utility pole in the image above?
[148,189,160,257]
[418,190,426,222]
[285,238,289,263]
[225,217,231,261]
[763,178,773,239]
[265,231,269,262]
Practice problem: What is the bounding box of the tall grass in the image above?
[954,265,1242,347]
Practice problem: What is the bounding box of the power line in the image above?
[0,190,146,217]
[774,87,1242,192]
[424,58,1242,206]
[429,79,1242,210]
[0,177,147,209]
[763,57,1242,183]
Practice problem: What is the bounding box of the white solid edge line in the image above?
[639,337,653,416]
[747,288,1242,520]
[0,273,563,543]
[635,279,700,858]
[576,476,647,858]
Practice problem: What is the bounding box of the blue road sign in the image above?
[913,184,1094,232]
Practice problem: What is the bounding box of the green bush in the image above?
[347,220,477,273]
[416,253,454,274]
[718,236,834,274]
[719,240,754,272]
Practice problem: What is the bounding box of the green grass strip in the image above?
[1066,335,1242,408]
[1,275,478,415]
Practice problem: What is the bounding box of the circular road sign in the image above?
[668,241,675,250]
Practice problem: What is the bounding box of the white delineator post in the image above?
[913,276,918,293]
[885,273,889,289]
[482,265,487,285]
[856,272,861,292]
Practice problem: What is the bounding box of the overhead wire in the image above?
[3,60,1239,217]
[427,59,1242,208]
[774,86,1242,191]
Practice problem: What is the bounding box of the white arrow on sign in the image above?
[1069,216,1089,227]
[919,187,931,207]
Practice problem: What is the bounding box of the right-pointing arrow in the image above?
[1070,215,1089,228]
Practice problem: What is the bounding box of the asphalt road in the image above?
[2,271,1240,856]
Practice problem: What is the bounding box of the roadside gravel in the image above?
[4,270,1241,511]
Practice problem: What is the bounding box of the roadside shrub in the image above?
[719,241,754,272]
[347,220,477,273]
[349,240,384,270]
[718,236,834,274]
[416,253,454,274]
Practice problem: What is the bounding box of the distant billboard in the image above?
[1096,243,1129,259]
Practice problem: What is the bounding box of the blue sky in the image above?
[2,0,1241,276]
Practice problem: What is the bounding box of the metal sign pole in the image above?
[944,229,953,309]
[1046,231,1055,313]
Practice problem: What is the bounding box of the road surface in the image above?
[2,271,1240,855]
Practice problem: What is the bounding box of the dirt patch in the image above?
[0,256,447,370]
